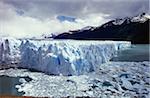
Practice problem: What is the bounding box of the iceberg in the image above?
[0,38,131,75]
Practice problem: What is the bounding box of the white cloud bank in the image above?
[0,1,110,38]
[1,0,148,38]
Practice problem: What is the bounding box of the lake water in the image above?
[0,75,32,96]
[111,44,149,62]
[0,76,24,96]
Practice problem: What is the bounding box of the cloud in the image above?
[2,0,148,19]
[0,0,110,38]
[0,0,149,38]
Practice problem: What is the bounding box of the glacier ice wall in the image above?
[0,38,131,75]
[0,37,21,64]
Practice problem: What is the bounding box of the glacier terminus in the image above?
[0,37,131,75]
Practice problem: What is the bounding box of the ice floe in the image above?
[0,61,149,97]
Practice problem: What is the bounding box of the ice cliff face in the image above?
[0,38,131,75]
[0,37,21,64]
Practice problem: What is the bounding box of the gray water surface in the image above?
[0,76,24,96]
[111,44,150,62]
[0,75,32,96]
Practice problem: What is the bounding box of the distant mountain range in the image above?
[54,13,149,44]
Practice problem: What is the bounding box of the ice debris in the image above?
[0,61,149,97]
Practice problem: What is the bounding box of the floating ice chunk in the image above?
[0,61,149,97]
[121,77,133,90]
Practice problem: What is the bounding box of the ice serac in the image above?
[0,38,131,75]
[0,37,21,64]
[19,40,131,75]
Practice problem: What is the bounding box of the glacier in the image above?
[0,37,131,75]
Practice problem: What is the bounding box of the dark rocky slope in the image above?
[54,13,149,44]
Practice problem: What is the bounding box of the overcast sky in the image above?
[0,0,149,38]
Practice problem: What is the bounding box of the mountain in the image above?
[54,13,150,44]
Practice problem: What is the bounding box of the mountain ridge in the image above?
[54,13,149,44]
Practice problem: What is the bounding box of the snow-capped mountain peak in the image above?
[111,13,149,25]
[79,26,95,32]
[131,13,149,23]
[112,18,125,25]
[144,14,150,19]
[81,26,95,30]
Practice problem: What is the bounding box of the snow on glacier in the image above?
[0,38,131,75]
